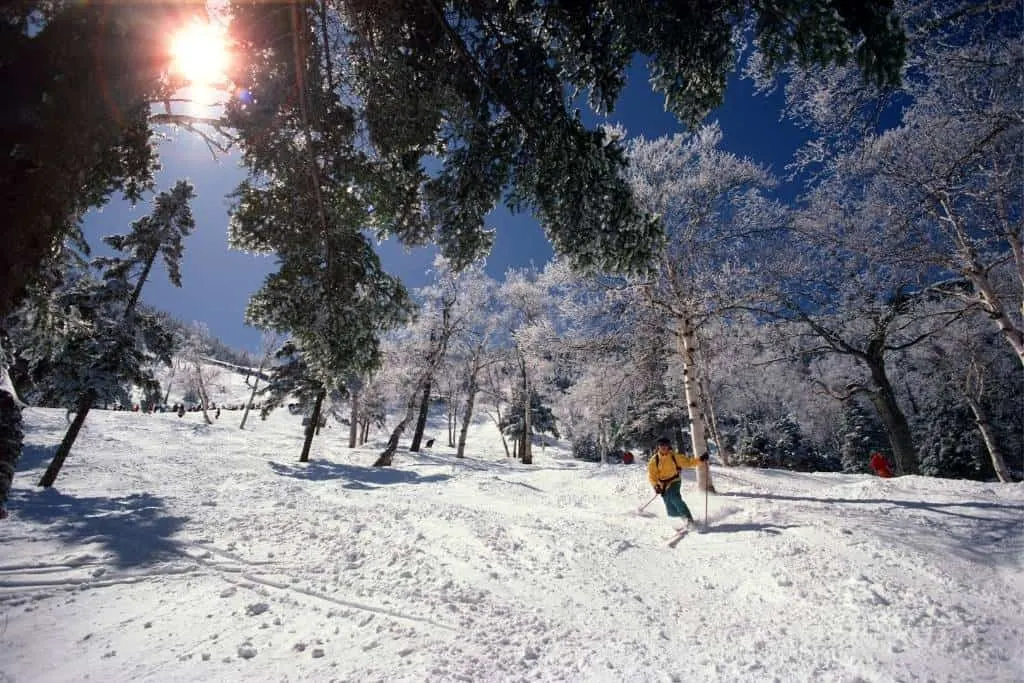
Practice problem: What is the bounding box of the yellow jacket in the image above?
[648,449,702,490]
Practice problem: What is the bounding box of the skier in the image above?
[869,451,893,478]
[647,437,708,527]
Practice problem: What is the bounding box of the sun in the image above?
[170,19,229,87]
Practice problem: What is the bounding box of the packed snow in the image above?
[1,399,1022,682]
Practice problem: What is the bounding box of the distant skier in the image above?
[869,451,894,478]
[647,437,708,526]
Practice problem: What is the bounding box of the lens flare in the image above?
[170,20,229,87]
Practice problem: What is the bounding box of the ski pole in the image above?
[638,493,658,514]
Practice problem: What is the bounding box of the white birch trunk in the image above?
[962,394,1012,483]
[941,197,1024,368]
[677,314,715,493]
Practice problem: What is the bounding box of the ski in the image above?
[667,528,688,547]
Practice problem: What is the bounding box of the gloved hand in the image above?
[699,453,710,462]
[653,484,664,494]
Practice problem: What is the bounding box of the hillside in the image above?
[0,406,1021,682]
[145,357,264,411]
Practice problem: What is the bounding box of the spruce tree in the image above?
[227,1,413,424]
[259,341,328,462]
[839,399,888,474]
[916,395,995,481]
[27,182,195,487]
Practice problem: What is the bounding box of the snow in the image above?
[1,399,1022,682]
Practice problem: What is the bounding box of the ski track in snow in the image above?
[0,406,1021,682]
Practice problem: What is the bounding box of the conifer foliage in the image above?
[26,182,196,487]
[227,0,413,407]
[341,0,905,273]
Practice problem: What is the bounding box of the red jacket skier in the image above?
[869,451,893,478]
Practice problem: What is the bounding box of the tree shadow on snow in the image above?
[15,443,59,472]
[718,491,1023,563]
[700,522,799,535]
[403,450,582,473]
[7,488,187,568]
[268,460,452,488]
[719,490,1023,520]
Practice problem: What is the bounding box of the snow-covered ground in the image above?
[1,404,1022,682]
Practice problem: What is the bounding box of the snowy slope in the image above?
[1,406,1022,683]
[144,359,261,410]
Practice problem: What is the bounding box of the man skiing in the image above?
[647,437,708,528]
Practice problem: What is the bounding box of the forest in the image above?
[0,0,1020,516]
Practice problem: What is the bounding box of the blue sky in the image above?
[81,61,806,353]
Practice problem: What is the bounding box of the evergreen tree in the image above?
[839,399,888,473]
[915,394,995,481]
[501,390,559,447]
[336,0,905,272]
[259,341,328,463]
[571,434,601,463]
[19,181,195,486]
[0,1,177,319]
[227,0,413,419]
[772,413,835,472]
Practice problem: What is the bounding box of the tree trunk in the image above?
[409,380,431,452]
[299,389,325,463]
[456,381,479,459]
[676,316,715,493]
[360,418,370,445]
[863,355,918,475]
[348,387,359,448]
[193,360,214,425]
[40,389,95,487]
[373,388,421,467]
[519,356,532,464]
[239,354,270,430]
[963,394,1012,483]
[940,197,1024,369]
[163,379,173,405]
[447,398,456,447]
[238,374,261,430]
[0,385,24,516]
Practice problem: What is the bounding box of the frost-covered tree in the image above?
[765,0,1022,365]
[439,265,504,459]
[373,258,468,467]
[530,260,670,461]
[621,125,786,490]
[179,322,221,426]
[332,0,905,273]
[240,331,282,430]
[404,259,486,453]
[499,266,565,464]
[915,393,993,481]
[906,309,1022,482]
[22,181,195,487]
[500,390,559,453]
[761,283,957,475]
